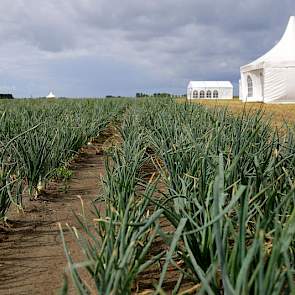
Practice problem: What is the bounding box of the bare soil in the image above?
[0,133,108,295]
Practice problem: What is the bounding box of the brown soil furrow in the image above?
[134,160,195,294]
[0,132,110,295]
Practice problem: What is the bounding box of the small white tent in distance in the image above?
[46,91,56,99]
[240,16,295,103]
[187,81,233,100]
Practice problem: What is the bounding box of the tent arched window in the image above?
[213,90,219,98]
[200,90,205,98]
[247,76,253,97]
[193,90,198,98]
[206,90,212,98]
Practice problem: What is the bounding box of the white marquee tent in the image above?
[240,16,295,103]
[187,81,233,100]
[46,91,56,99]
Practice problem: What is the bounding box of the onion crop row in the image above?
[60,109,164,294]
[62,98,295,294]
[139,99,295,294]
[0,99,128,221]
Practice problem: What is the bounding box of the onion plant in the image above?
[60,98,295,294]
[138,99,295,294]
[0,98,128,217]
[60,110,164,294]
[0,152,21,221]
[4,97,293,293]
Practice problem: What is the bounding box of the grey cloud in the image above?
[0,0,294,96]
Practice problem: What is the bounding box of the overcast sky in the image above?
[0,0,294,97]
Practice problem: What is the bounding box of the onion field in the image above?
[0,99,125,220]
[1,98,295,294]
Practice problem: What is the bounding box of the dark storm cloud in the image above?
[0,0,294,96]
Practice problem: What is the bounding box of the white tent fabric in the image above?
[46,91,56,99]
[187,81,233,100]
[240,16,295,103]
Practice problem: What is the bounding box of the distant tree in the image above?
[0,94,14,99]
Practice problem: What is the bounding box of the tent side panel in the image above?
[239,73,248,101]
[286,68,295,101]
[239,80,243,100]
[264,68,287,103]
[187,86,233,100]
[240,70,264,102]
[221,88,233,99]
[187,86,192,99]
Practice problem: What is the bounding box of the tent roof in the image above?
[241,16,295,72]
[46,91,56,98]
[188,81,233,88]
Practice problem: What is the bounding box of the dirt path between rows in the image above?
[0,132,110,295]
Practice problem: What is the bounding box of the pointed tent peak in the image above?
[46,91,56,99]
[281,16,295,40]
[241,16,295,72]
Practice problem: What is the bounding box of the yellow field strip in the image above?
[178,99,295,128]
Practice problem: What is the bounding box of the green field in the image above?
[0,98,295,294]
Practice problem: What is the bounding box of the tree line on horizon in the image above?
[136,92,186,98]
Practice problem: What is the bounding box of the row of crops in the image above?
[62,98,295,294]
[0,98,294,294]
[0,99,127,221]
